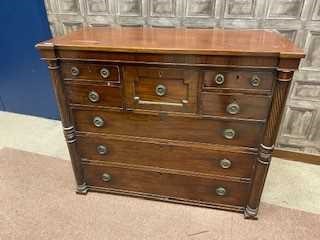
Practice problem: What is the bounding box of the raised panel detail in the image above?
[58,0,80,14]
[124,66,199,113]
[282,106,316,139]
[292,81,320,101]
[312,0,320,20]
[150,0,176,17]
[303,32,320,69]
[118,0,142,16]
[224,0,256,18]
[267,0,304,19]
[86,0,110,15]
[186,0,215,17]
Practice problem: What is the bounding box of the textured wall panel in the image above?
[267,0,304,19]
[45,0,320,155]
[224,0,256,18]
[86,0,110,15]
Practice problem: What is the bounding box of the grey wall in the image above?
[44,0,320,155]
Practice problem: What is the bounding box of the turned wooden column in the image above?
[244,69,294,219]
[45,51,88,194]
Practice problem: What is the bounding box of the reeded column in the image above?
[244,69,294,219]
[47,59,88,194]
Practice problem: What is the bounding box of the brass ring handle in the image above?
[220,159,232,169]
[96,145,108,155]
[102,173,112,182]
[251,75,261,87]
[93,116,105,128]
[100,68,110,79]
[226,102,240,115]
[215,73,225,85]
[223,128,236,140]
[216,187,227,196]
[71,66,80,76]
[88,91,100,103]
[155,84,167,96]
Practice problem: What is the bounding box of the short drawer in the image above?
[203,70,274,91]
[124,66,199,113]
[72,108,264,148]
[77,134,256,178]
[200,92,271,120]
[61,61,120,84]
[83,163,250,207]
[65,83,122,108]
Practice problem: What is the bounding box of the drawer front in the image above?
[61,62,120,84]
[203,70,274,91]
[124,66,199,113]
[83,163,250,207]
[200,92,271,120]
[73,108,264,147]
[77,135,256,178]
[65,83,122,108]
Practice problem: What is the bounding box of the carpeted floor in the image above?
[0,147,319,240]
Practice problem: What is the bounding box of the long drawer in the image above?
[83,163,250,207]
[72,108,264,148]
[77,134,256,179]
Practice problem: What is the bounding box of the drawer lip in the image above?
[201,87,272,95]
[70,105,266,124]
[86,186,245,213]
[83,162,250,207]
[76,132,259,153]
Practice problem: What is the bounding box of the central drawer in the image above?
[83,163,250,207]
[77,134,256,178]
[72,108,264,147]
[124,66,199,113]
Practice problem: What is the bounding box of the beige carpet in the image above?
[0,148,319,240]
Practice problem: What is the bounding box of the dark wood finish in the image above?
[200,92,272,120]
[65,83,123,108]
[72,107,264,148]
[61,61,120,85]
[202,70,274,92]
[273,148,320,165]
[83,162,250,207]
[56,50,281,68]
[244,69,294,219]
[36,27,304,219]
[77,133,256,179]
[36,27,304,58]
[124,66,199,113]
[46,58,87,194]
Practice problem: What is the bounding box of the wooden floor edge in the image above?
[273,148,320,165]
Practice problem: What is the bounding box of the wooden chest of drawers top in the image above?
[36,27,304,219]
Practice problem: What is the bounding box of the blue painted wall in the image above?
[0,0,58,119]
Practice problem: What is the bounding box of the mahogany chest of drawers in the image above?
[36,27,304,219]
